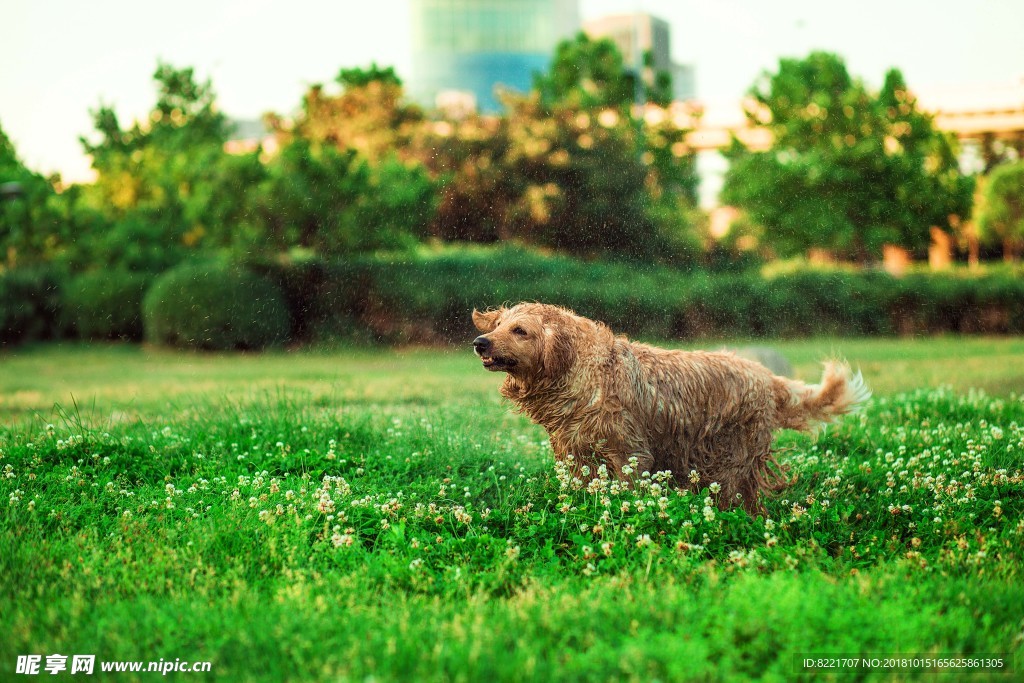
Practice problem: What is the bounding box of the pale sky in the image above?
[1,0,1022,183]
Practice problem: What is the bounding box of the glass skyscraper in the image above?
[410,0,580,113]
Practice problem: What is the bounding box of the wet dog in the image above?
[472,303,869,513]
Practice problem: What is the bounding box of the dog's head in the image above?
[471,303,578,380]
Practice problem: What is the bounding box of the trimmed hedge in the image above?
[142,262,290,350]
[64,270,153,341]
[4,248,1023,349]
[258,247,1024,344]
[249,259,373,344]
[0,266,64,346]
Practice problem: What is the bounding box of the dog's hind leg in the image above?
[702,426,778,515]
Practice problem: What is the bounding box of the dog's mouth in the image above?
[478,354,516,371]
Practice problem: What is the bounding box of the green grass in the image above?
[1,340,1023,681]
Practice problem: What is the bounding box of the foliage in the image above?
[530,32,699,241]
[0,122,67,267]
[355,156,438,251]
[415,92,697,261]
[722,52,974,261]
[79,215,194,273]
[337,62,403,89]
[240,140,432,257]
[75,63,232,267]
[259,43,700,260]
[247,257,374,344]
[0,265,65,345]
[269,64,423,163]
[255,247,1024,344]
[499,95,664,258]
[534,32,636,111]
[142,261,290,350]
[64,270,152,340]
[4,242,1024,350]
[535,32,673,110]
[977,160,1024,260]
[254,139,372,255]
[1,348,1023,679]
[256,68,437,258]
[191,149,269,255]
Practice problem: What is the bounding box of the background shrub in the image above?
[142,262,290,350]
[64,270,153,341]
[249,258,373,344]
[0,266,65,346]
[283,247,1024,344]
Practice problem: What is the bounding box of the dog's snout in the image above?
[473,336,491,353]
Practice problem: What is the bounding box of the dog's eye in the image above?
[511,326,528,336]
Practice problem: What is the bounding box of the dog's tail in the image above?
[775,361,871,432]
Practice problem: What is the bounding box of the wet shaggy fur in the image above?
[472,303,871,513]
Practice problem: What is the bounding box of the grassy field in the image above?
[1,339,1023,681]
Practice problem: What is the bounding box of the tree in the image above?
[81,63,230,215]
[270,64,423,163]
[977,160,1024,261]
[414,91,690,261]
[0,121,66,266]
[253,64,438,257]
[534,33,674,111]
[76,63,233,270]
[534,33,636,112]
[225,138,433,258]
[416,33,697,260]
[536,33,698,211]
[501,93,661,258]
[722,52,973,262]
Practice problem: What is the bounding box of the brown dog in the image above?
[472,303,870,513]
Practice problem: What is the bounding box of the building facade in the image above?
[409,0,580,113]
[583,13,696,101]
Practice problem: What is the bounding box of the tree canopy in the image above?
[977,160,1024,261]
[0,122,65,267]
[722,52,973,261]
[534,32,673,112]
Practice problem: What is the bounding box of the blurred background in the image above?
[1,0,1022,351]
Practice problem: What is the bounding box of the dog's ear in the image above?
[542,322,577,377]
[472,308,502,333]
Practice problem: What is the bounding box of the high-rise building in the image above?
[409,0,580,114]
[583,13,696,101]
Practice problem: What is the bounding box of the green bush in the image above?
[139,248,1024,348]
[64,270,152,341]
[142,262,290,350]
[248,258,373,344]
[0,266,65,346]
[304,248,1024,343]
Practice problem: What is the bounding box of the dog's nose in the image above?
[473,336,491,353]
